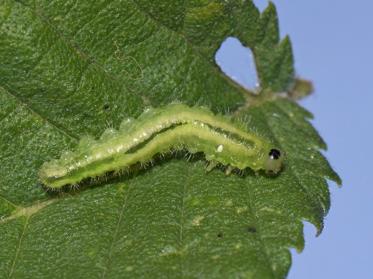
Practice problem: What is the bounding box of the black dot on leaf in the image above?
[246,226,257,233]
[217,232,223,238]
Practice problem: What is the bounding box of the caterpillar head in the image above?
[264,148,284,174]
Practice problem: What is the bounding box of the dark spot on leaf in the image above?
[246,226,257,233]
[103,104,110,110]
[217,232,223,238]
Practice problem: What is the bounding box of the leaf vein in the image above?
[71,0,116,38]
[0,195,18,210]
[7,216,29,279]
[0,85,78,140]
[178,174,188,278]
[101,185,132,279]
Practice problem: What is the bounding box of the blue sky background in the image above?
[216,1,372,278]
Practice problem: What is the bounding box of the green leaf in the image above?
[0,1,340,278]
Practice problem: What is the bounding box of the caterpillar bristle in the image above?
[78,135,96,150]
[100,128,117,141]
[60,151,74,161]
[119,117,135,131]
[70,183,80,191]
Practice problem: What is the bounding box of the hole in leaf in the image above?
[215,37,258,91]
[252,0,268,12]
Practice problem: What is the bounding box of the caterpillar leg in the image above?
[206,160,218,172]
[225,166,234,175]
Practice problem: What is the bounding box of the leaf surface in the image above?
[0,1,340,278]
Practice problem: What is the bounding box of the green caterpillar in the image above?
[39,104,284,189]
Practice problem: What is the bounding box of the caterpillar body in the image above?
[39,104,284,189]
